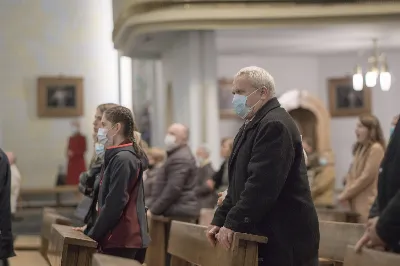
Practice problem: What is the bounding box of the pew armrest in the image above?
[234,232,268,244]
[51,224,98,248]
[344,245,400,265]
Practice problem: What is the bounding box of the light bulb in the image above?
[380,72,391,91]
[352,73,363,91]
[365,71,378,87]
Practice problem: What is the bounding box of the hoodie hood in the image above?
[105,142,149,171]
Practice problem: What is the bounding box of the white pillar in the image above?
[201,31,221,168]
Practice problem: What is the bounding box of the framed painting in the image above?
[37,76,84,117]
[219,78,237,119]
[328,77,371,117]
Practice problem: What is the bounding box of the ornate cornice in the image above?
[113,2,400,49]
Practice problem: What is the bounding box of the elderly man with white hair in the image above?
[207,66,319,266]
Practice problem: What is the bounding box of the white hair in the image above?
[198,144,211,155]
[235,66,275,96]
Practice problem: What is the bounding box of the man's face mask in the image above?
[232,88,261,119]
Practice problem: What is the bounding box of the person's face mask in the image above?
[319,157,328,166]
[95,143,105,158]
[232,88,260,119]
[390,126,395,138]
[97,125,116,148]
[164,134,178,150]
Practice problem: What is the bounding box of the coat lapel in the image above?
[228,97,281,168]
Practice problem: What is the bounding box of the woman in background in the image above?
[86,106,149,262]
[66,120,87,185]
[213,137,234,193]
[338,114,385,223]
[144,147,165,207]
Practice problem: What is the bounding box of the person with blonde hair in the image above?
[144,147,166,207]
[338,114,386,222]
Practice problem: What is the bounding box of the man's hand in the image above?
[217,190,227,207]
[355,217,385,252]
[206,225,220,247]
[72,224,87,233]
[216,226,234,250]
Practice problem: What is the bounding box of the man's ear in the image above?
[260,87,269,99]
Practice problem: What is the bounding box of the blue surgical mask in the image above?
[232,89,260,119]
[95,143,105,157]
[97,128,108,145]
[319,157,327,166]
[390,126,395,138]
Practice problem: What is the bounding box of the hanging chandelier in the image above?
[352,38,391,92]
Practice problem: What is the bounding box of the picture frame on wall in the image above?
[219,78,237,119]
[328,76,371,117]
[37,76,84,117]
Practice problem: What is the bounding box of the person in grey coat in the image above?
[149,123,199,218]
[194,144,217,209]
[0,148,15,266]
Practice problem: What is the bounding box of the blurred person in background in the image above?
[149,123,199,218]
[144,147,165,207]
[194,144,216,209]
[5,152,22,221]
[338,114,385,222]
[66,120,87,185]
[213,137,233,193]
[356,114,400,253]
[0,148,15,266]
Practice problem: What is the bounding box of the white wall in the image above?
[0,0,119,188]
[218,52,400,187]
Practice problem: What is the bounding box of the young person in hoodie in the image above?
[86,106,150,262]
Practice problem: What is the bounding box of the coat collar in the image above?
[229,97,281,168]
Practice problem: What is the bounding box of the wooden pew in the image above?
[319,221,365,266]
[316,208,359,223]
[14,208,70,251]
[40,210,72,261]
[145,215,171,266]
[168,221,268,266]
[9,250,48,266]
[19,185,80,207]
[198,208,215,226]
[47,224,97,266]
[344,245,400,266]
[92,254,141,266]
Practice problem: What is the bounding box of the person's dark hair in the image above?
[353,114,386,155]
[104,106,147,159]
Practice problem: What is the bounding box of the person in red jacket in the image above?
[66,120,87,185]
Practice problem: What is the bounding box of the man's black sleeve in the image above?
[224,121,294,232]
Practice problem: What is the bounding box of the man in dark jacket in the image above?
[0,148,15,266]
[207,66,319,266]
[356,114,400,253]
[149,123,199,218]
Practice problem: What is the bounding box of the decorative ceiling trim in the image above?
[113,2,400,49]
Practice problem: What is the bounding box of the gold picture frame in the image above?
[328,77,371,117]
[37,76,84,117]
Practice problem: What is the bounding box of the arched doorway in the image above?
[278,90,334,164]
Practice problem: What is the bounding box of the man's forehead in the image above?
[232,76,252,93]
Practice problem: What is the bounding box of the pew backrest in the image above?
[317,208,359,223]
[319,221,365,262]
[92,254,142,266]
[344,245,400,266]
[40,210,72,260]
[168,221,268,266]
[48,224,97,266]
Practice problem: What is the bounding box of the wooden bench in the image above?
[92,254,142,266]
[19,185,80,207]
[47,224,97,266]
[316,208,359,223]
[145,215,171,266]
[168,220,268,266]
[9,250,48,266]
[40,210,72,260]
[319,221,365,266]
[344,245,400,266]
[198,208,215,226]
[14,208,70,252]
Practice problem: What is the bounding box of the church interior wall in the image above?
[218,51,400,188]
[0,0,118,188]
